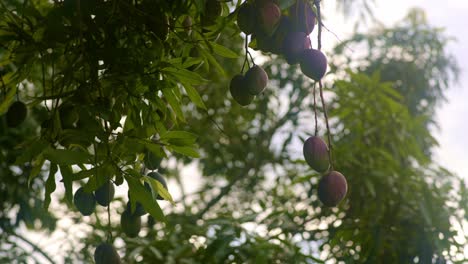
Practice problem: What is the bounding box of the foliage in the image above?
[333,8,459,122]
[0,1,466,263]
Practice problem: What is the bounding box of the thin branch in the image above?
[318,81,333,169]
[196,175,242,219]
[39,51,50,111]
[313,82,318,136]
[320,21,355,53]
[8,231,55,264]
[196,100,300,219]
[315,0,334,169]
[315,0,322,51]
[241,36,249,73]
[107,199,112,242]
[203,109,230,139]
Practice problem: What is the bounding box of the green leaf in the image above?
[160,131,198,141]
[162,67,207,85]
[145,177,175,205]
[198,47,226,76]
[291,174,314,185]
[419,200,433,226]
[209,41,239,59]
[126,175,166,222]
[181,82,206,110]
[15,138,49,164]
[59,165,74,205]
[124,168,143,179]
[44,163,58,210]
[364,178,376,198]
[28,155,45,187]
[43,148,91,165]
[161,87,185,122]
[148,246,163,259]
[0,71,16,86]
[0,85,17,115]
[82,164,114,193]
[73,166,105,181]
[142,141,166,159]
[182,57,204,69]
[169,145,200,158]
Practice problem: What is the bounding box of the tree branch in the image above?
[8,231,55,264]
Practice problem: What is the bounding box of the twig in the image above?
[107,198,112,242]
[318,81,333,169]
[315,0,334,169]
[39,51,50,111]
[202,109,230,138]
[315,0,322,51]
[320,21,354,53]
[196,99,300,218]
[196,175,242,219]
[241,36,249,73]
[8,231,55,264]
[313,82,318,136]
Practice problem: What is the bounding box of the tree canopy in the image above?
[0,0,466,263]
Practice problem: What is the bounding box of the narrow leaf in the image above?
[126,175,165,222]
[169,145,200,158]
[44,148,91,165]
[59,165,74,205]
[44,163,58,210]
[181,82,206,110]
[28,155,45,186]
[146,177,175,205]
[160,131,198,141]
[198,47,226,76]
[209,41,239,58]
[162,67,207,85]
[0,85,17,115]
[161,87,185,122]
[82,164,114,193]
[15,138,49,164]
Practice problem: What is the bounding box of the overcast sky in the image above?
[323,0,468,181]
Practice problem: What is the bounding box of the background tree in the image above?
[0,0,466,263]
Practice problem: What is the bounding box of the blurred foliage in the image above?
[333,8,459,121]
[0,1,466,264]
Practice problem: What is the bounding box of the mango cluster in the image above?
[230,0,328,106]
[74,171,168,262]
[239,0,326,73]
[73,181,115,216]
[303,136,347,207]
[229,65,269,106]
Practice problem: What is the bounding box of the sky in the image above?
[322,0,468,182]
[12,0,468,262]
